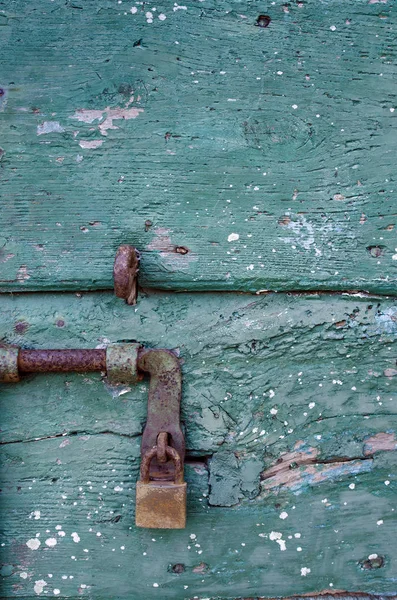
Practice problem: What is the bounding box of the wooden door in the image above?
[1,1,396,599]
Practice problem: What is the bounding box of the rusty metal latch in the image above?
[0,343,186,529]
[113,245,140,305]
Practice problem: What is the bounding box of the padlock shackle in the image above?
[140,445,184,485]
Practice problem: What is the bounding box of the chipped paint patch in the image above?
[146,227,197,270]
[70,95,143,137]
[374,306,397,334]
[260,441,373,496]
[364,432,397,455]
[45,537,57,547]
[26,538,41,550]
[279,213,342,256]
[78,140,104,149]
[16,265,30,282]
[37,121,65,136]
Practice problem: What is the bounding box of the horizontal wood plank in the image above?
[0,291,397,597]
[1,0,396,293]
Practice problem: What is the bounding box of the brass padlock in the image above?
[136,444,187,529]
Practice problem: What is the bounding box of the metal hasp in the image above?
[113,245,140,305]
[0,343,186,529]
[135,348,186,528]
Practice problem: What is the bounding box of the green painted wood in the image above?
[1,0,397,294]
[1,291,397,598]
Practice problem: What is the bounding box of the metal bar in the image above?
[18,349,107,373]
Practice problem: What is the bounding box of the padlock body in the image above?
[136,480,187,529]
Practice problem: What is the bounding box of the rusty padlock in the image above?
[136,443,187,529]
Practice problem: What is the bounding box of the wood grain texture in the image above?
[1,0,397,294]
[1,291,397,598]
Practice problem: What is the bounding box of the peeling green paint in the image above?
[1,0,397,293]
[0,291,396,598]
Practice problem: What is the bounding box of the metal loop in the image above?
[113,245,140,305]
[156,432,168,464]
[140,445,184,485]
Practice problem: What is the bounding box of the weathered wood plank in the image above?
[1,0,397,293]
[0,291,397,597]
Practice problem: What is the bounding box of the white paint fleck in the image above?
[173,3,187,10]
[349,483,355,490]
[153,583,159,587]
[45,538,57,547]
[308,402,315,409]
[37,121,65,136]
[71,532,80,543]
[269,531,282,541]
[276,539,287,551]
[294,533,301,538]
[20,572,28,579]
[53,590,60,596]
[279,511,288,520]
[78,140,104,149]
[277,71,283,75]
[247,264,254,271]
[26,538,41,550]
[158,13,166,20]
[377,519,384,525]
[292,104,298,109]
[390,108,395,113]
[330,25,336,31]
[227,233,239,242]
[297,546,302,551]
[301,567,311,576]
[269,389,275,398]
[189,533,197,539]
[369,553,378,560]
[30,510,41,520]
[385,480,390,486]
[114,485,123,492]
[270,407,278,415]
[130,6,138,13]
[55,525,62,530]
[34,580,47,595]
[57,531,65,537]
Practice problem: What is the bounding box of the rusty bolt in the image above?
[113,245,140,305]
